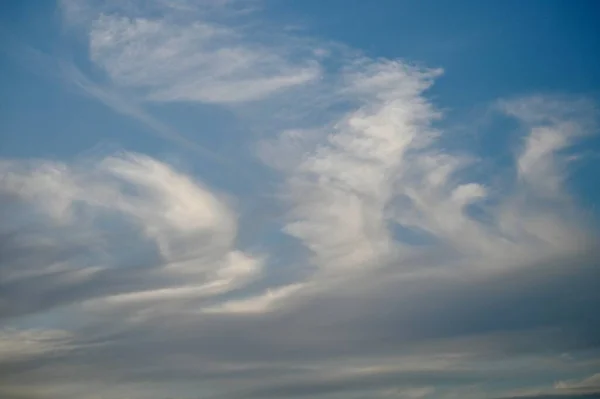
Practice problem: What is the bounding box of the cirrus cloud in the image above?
[1,1,599,399]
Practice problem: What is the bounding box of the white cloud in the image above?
[3,63,598,399]
[46,0,324,166]
[555,372,600,394]
[64,61,227,162]
[0,329,73,360]
[276,65,595,280]
[281,61,442,274]
[86,10,320,104]
[202,283,304,314]
[1,2,599,399]
[502,97,597,198]
[0,152,263,318]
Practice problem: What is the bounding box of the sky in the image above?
[1,1,600,398]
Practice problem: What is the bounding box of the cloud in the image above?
[8,0,322,164]
[0,152,262,322]
[282,61,443,274]
[61,0,321,105]
[2,82,599,399]
[64,62,230,163]
[88,14,320,104]
[556,373,600,395]
[1,1,600,399]
[499,96,598,198]
[278,66,595,284]
[202,283,305,314]
[0,35,228,163]
[0,329,73,361]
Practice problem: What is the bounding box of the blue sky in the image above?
[1,1,600,399]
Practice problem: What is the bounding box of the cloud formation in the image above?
[0,152,262,322]
[1,1,599,399]
[62,0,321,105]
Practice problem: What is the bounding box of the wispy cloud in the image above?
[61,0,321,105]
[1,34,228,164]
[1,1,599,399]
[0,152,262,322]
[278,67,595,282]
[555,373,600,395]
[88,14,320,103]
